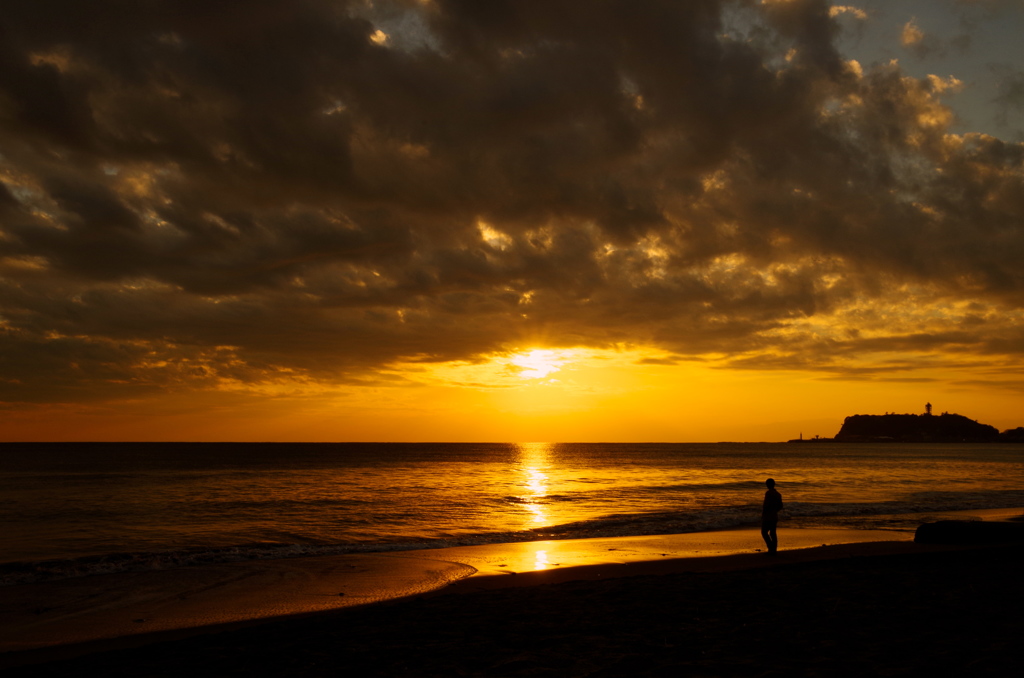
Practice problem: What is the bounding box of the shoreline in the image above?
[0,528,910,664]
[4,539,1021,676]
[3,510,1021,670]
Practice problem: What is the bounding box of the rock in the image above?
[914,520,1024,544]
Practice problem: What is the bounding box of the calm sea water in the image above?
[2,442,1022,584]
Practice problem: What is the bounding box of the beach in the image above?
[3,440,1022,676]
[3,521,1022,676]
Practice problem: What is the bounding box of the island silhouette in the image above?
[790,404,1023,443]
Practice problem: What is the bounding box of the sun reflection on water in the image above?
[516,442,553,528]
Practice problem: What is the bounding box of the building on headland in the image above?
[786,432,832,443]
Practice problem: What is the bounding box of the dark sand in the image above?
[3,541,1021,677]
[0,527,912,654]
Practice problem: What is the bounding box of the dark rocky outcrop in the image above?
[834,413,999,443]
[915,520,1024,544]
[999,426,1024,442]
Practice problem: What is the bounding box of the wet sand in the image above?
[2,512,1022,675]
[3,541,1021,677]
[0,527,908,657]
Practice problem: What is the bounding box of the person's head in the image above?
[766,478,775,489]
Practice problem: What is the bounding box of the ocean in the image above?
[2,441,1022,586]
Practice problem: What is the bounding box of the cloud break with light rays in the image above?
[1,0,1023,440]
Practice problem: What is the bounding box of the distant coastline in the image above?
[789,407,1024,443]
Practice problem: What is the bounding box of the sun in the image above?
[508,349,576,380]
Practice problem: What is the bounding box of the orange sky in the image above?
[1,1,1023,441]
[4,346,1022,442]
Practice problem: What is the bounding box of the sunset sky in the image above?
[1,0,1022,442]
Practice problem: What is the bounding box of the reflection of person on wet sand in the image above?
[761,478,783,554]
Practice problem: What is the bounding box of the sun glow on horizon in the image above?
[7,343,1024,444]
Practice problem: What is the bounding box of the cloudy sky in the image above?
[1,0,1022,442]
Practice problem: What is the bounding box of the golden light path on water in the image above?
[516,442,554,569]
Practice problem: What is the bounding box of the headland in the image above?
[790,405,1023,443]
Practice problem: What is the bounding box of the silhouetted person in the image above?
[761,478,783,553]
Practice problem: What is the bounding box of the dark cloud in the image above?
[1,0,1023,403]
[991,65,1024,132]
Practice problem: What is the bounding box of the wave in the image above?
[0,541,469,587]
[500,493,581,505]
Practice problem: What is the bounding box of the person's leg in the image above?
[762,520,778,552]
